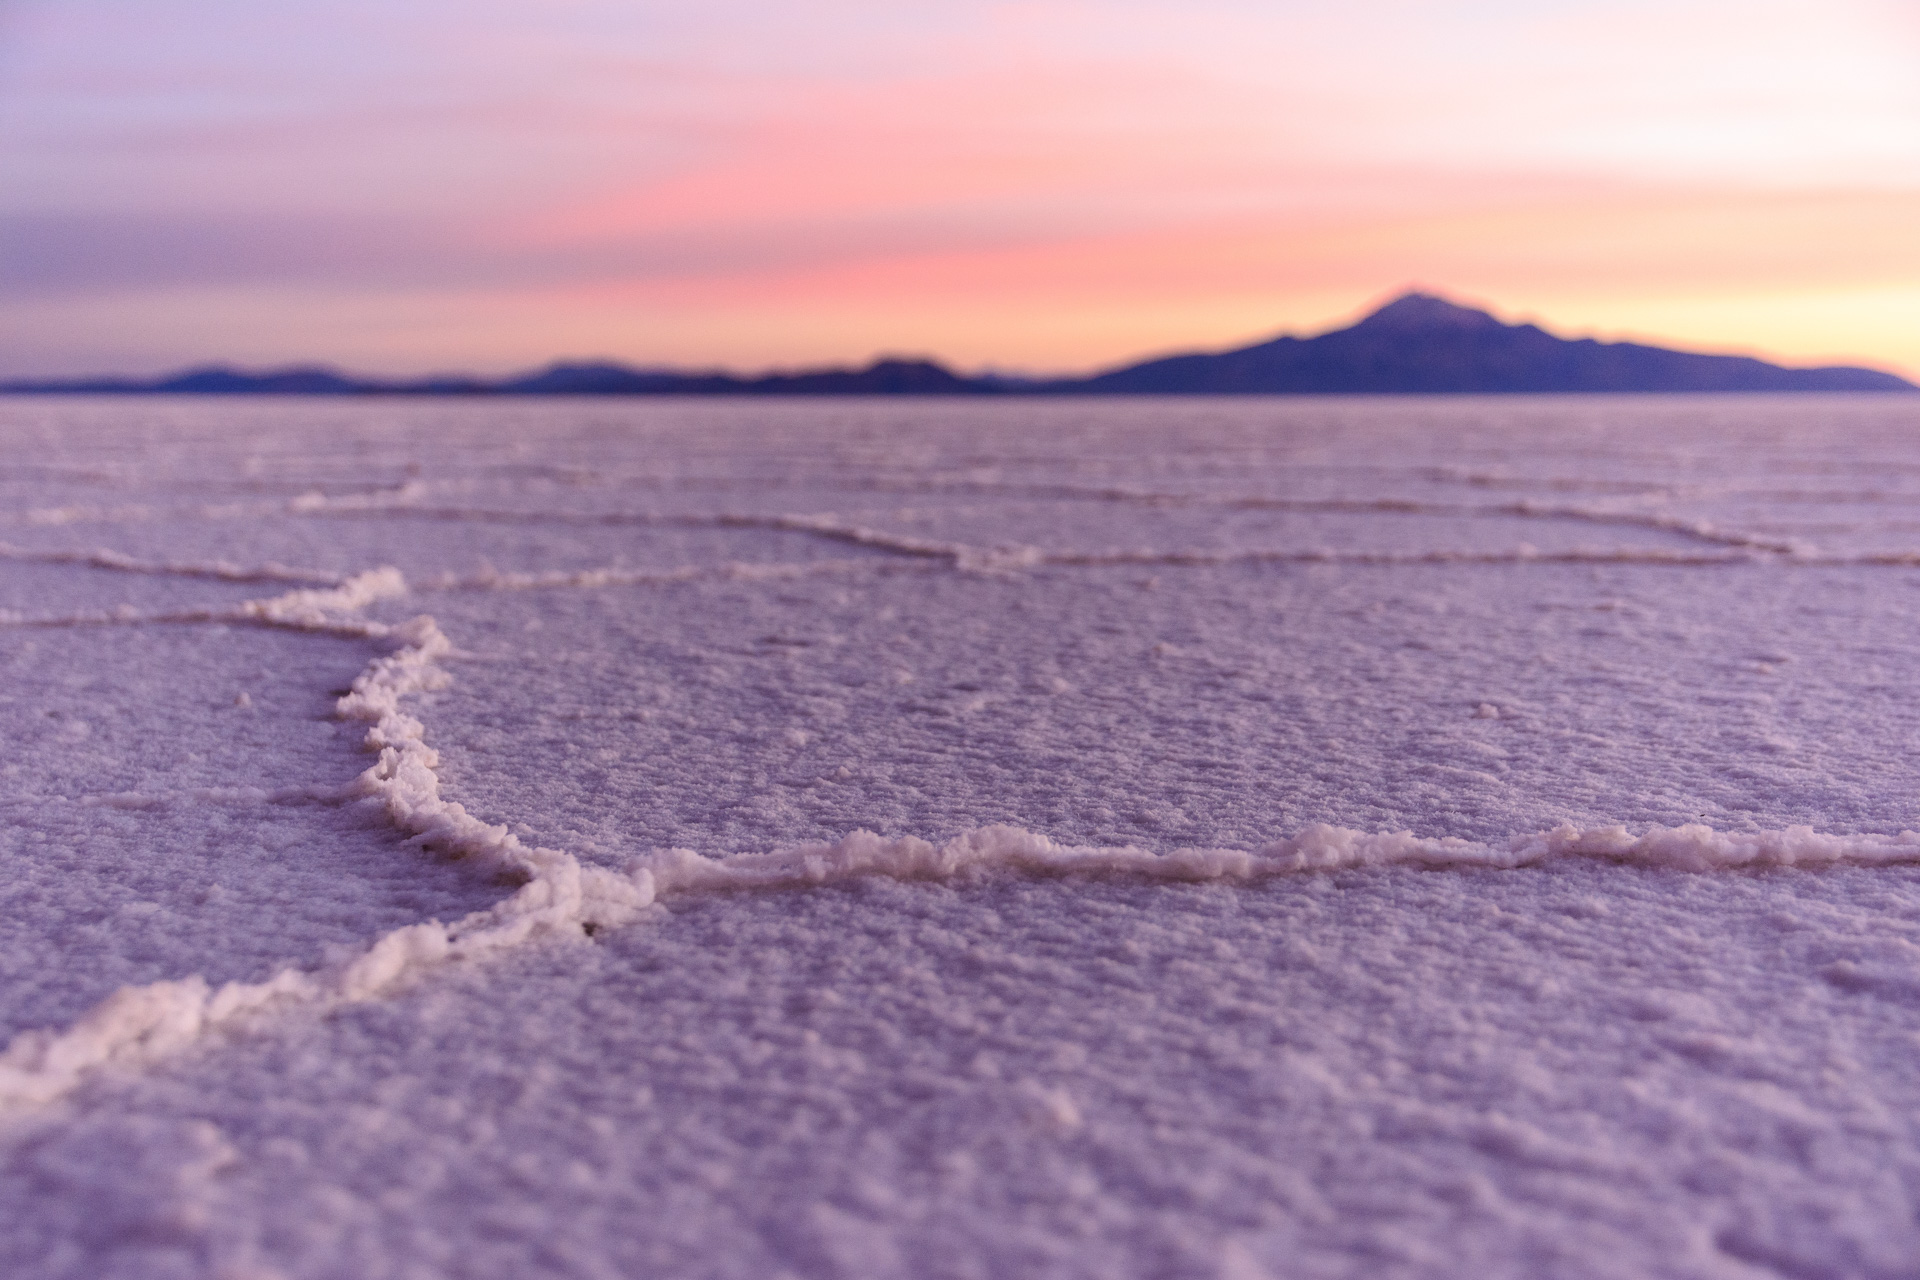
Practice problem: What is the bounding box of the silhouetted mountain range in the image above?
[7,293,1911,395]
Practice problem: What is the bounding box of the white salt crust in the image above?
[4,553,1917,1116]
[7,396,1920,1278]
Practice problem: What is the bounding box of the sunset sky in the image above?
[1,0,1916,379]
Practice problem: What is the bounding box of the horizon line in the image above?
[4,289,1915,390]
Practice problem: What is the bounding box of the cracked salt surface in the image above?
[4,395,1920,1278]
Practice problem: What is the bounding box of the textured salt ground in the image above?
[4,509,905,586]
[422,559,1920,859]
[0,616,502,1040]
[6,395,1920,1279]
[5,398,1914,589]
[0,617,359,799]
[0,561,275,619]
[10,865,1920,1280]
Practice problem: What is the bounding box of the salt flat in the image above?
[4,395,1920,1278]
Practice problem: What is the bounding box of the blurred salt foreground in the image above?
[3,397,1920,1277]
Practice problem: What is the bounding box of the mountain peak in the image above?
[1353,291,1503,334]
[7,290,1912,396]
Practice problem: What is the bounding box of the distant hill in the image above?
[1,356,984,398]
[1073,293,1915,394]
[495,358,980,396]
[6,293,1911,395]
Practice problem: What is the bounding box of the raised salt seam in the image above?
[7,550,1920,1117]
[0,572,651,1113]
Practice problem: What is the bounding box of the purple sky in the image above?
[2,0,1917,376]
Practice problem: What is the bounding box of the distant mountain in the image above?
[12,365,374,395]
[1,356,984,397]
[495,357,979,396]
[5,294,1911,395]
[1073,293,1915,393]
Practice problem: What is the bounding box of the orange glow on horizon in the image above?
[485,183,1920,379]
[0,0,1916,379]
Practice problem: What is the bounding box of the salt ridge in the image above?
[292,492,1808,557]
[243,491,1920,567]
[5,474,1881,561]
[250,500,1920,573]
[0,540,342,586]
[19,471,1920,573]
[414,555,938,594]
[6,541,1920,1116]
